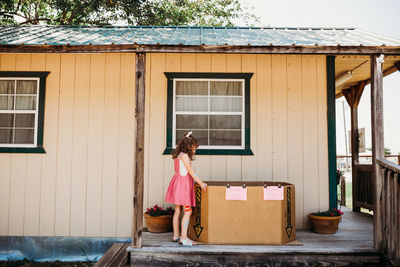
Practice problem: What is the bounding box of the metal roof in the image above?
[1,26,400,47]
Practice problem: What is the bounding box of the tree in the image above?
[367,147,392,156]
[0,0,259,26]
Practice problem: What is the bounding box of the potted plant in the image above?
[308,208,344,234]
[144,205,174,233]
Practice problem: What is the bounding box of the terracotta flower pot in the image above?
[308,214,341,234]
[144,213,173,233]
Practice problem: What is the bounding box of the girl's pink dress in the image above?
[165,154,196,207]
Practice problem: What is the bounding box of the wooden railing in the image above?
[353,164,374,211]
[376,158,400,265]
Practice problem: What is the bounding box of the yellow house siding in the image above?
[0,52,329,236]
[0,53,134,237]
[145,53,329,230]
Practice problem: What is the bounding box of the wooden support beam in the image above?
[132,52,146,248]
[395,61,400,71]
[370,54,385,253]
[342,82,366,212]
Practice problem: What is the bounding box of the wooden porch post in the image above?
[132,52,146,248]
[370,54,384,252]
[343,82,366,212]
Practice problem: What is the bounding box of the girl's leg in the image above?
[173,205,182,238]
[180,206,193,240]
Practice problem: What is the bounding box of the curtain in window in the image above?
[0,80,36,144]
[175,80,243,147]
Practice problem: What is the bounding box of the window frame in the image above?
[0,71,49,153]
[163,72,254,156]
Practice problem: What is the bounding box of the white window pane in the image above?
[210,115,241,129]
[17,80,37,94]
[210,97,242,112]
[176,130,208,146]
[176,114,208,129]
[176,81,208,95]
[0,96,14,110]
[0,114,14,127]
[15,114,35,128]
[0,80,14,94]
[0,129,13,143]
[210,81,242,96]
[14,129,34,144]
[15,96,36,110]
[175,96,208,112]
[210,130,241,146]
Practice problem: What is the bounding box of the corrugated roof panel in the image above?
[0,26,399,47]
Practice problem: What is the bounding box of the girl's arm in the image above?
[181,153,207,191]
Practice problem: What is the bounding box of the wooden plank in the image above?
[132,52,146,248]
[255,54,272,182]
[287,55,304,228]
[8,54,30,235]
[108,243,129,267]
[370,54,384,252]
[2,44,400,55]
[389,171,395,260]
[210,54,227,181]
[101,53,120,237]
[93,242,124,267]
[316,56,329,212]
[241,54,257,181]
[164,53,181,201]
[54,53,75,236]
[376,158,400,173]
[39,54,60,236]
[147,53,165,209]
[350,99,360,212]
[301,55,319,227]
[23,54,45,236]
[69,54,90,237]
[194,54,211,181]
[271,55,288,182]
[395,173,400,265]
[226,54,242,181]
[385,170,391,257]
[143,54,151,213]
[86,53,106,237]
[0,54,13,235]
[117,53,135,237]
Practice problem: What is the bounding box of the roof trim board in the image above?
[1,44,400,54]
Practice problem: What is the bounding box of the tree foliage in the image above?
[0,0,259,26]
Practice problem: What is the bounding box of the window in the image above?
[164,73,253,155]
[0,72,49,153]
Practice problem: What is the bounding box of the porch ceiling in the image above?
[335,55,400,97]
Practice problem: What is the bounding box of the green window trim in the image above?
[0,71,49,154]
[163,72,254,156]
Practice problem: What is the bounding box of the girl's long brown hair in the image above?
[172,132,199,160]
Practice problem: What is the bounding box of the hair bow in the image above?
[185,131,192,138]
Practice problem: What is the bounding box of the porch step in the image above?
[128,248,384,266]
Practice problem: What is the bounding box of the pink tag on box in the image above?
[263,186,284,200]
[226,186,247,200]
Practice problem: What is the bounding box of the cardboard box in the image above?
[188,181,295,245]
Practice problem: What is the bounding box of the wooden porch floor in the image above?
[127,207,382,266]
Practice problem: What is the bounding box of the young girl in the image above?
[165,131,207,246]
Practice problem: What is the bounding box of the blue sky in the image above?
[241,0,400,155]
